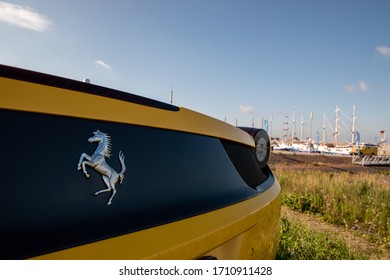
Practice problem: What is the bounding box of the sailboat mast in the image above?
[310,111,313,141]
[352,105,356,143]
[283,114,289,141]
[322,113,326,143]
[335,106,340,146]
[300,114,304,141]
[291,110,296,141]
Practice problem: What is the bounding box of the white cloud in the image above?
[0,2,52,31]
[95,60,112,70]
[239,105,254,114]
[344,84,355,93]
[358,80,370,92]
[344,81,371,93]
[376,45,390,57]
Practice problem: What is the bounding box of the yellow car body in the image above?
[0,64,281,260]
[351,144,378,156]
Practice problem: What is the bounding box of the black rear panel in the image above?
[0,109,273,259]
[221,140,268,188]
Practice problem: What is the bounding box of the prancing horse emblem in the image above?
[77,130,126,205]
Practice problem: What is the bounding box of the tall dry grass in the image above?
[274,168,390,246]
[276,215,366,259]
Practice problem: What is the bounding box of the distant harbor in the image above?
[269,105,387,157]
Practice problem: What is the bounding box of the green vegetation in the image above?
[273,168,390,259]
[276,216,366,260]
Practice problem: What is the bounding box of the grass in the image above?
[273,168,390,259]
[276,215,366,260]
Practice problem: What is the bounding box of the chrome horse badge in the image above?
[77,130,126,205]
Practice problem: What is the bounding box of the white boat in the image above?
[272,142,290,151]
[327,145,352,155]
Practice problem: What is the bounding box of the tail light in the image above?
[238,127,270,169]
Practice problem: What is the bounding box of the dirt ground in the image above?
[268,151,390,174]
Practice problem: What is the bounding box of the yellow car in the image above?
[351,143,378,156]
[0,64,281,260]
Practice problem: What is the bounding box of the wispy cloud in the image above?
[95,60,112,70]
[376,45,390,57]
[0,2,52,31]
[344,81,371,93]
[344,84,355,93]
[239,105,254,114]
[358,80,370,92]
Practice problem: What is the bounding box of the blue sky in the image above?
[1,0,389,143]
